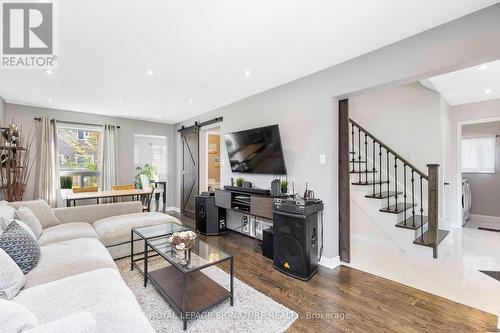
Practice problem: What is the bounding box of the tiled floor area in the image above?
[349,226,500,328]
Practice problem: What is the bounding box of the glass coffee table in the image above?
[130,222,190,281]
[146,237,234,330]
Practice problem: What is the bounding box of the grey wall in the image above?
[174,4,500,261]
[462,121,500,217]
[350,82,443,172]
[0,96,5,127]
[6,103,176,208]
[350,82,451,223]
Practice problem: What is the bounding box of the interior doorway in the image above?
[456,117,500,230]
[133,134,168,182]
[199,126,221,193]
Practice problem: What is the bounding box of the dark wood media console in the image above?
[214,188,274,220]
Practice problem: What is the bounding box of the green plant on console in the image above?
[280,180,288,194]
[236,177,244,187]
[135,164,158,189]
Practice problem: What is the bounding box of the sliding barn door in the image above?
[181,127,199,218]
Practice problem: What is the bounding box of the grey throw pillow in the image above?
[0,221,41,274]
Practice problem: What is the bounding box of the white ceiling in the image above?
[427,59,500,105]
[1,0,498,124]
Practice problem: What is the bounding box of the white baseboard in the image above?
[469,214,500,224]
[318,256,340,270]
[165,207,181,213]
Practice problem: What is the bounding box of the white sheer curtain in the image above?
[101,125,118,191]
[462,136,496,173]
[34,118,60,207]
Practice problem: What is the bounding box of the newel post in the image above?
[427,164,439,259]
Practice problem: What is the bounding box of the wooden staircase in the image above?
[349,118,449,258]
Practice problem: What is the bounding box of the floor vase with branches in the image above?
[0,121,35,202]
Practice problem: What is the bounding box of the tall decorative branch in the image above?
[0,120,35,202]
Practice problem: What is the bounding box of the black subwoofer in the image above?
[273,211,319,281]
[195,195,226,235]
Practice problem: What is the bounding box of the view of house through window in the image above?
[57,124,103,189]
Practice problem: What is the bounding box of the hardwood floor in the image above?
[167,211,498,333]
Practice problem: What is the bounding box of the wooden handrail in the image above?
[349,118,428,179]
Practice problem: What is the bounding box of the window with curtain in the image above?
[57,123,103,189]
[462,136,496,173]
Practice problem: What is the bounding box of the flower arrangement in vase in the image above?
[168,230,197,264]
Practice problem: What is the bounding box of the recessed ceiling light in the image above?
[243,70,251,77]
[485,89,492,94]
[189,98,194,104]
[119,100,124,104]
[45,69,54,75]
[48,99,54,103]
[146,70,154,76]
[478,64,489,71]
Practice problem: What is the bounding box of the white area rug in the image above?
[116,257,298,333]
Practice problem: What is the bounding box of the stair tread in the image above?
[413,229,449,247]
[350,160,367,163]
[352,180,388,186]
[380,203,416,214]
[396,216,428,230]
[350,170,377,174]
[365,191,402,199]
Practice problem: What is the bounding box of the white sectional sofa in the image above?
[1,199,184,333]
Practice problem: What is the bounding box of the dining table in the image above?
[65,188,151,207]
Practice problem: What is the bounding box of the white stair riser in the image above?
[351,184,431,254]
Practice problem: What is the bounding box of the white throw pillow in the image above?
[8,200,60,229]
[0,249,25,300]
[15,207,43,239]
[0,202,16,223]
[24,313,96,333]
[0,298,38,333]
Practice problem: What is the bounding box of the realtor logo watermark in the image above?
[1,0,57,69]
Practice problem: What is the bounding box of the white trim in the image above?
[134,134,167,139]
[318,256,340,270]
[166,207,181,213]
[469,213,500,224]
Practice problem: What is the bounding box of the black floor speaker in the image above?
[195,195,226,235]
[262,227,274,259]
[273,210,319,281]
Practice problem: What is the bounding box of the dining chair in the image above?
[111,184,135,202]
[140,175,164,211]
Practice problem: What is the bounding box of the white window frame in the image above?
[462,136,496,174]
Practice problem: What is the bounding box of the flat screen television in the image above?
[224,124,287,175]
